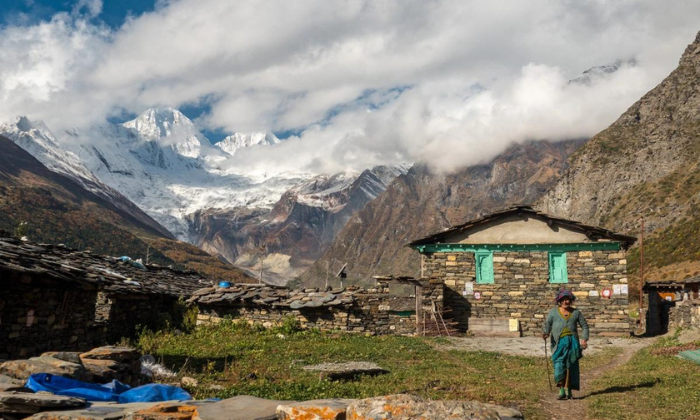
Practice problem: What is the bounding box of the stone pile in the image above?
[21,394,523,420]
[0,346,147,387]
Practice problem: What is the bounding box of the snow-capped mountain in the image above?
[0,116,175,238]
[1,116,106,191]
[216,132,280,156]
[1,108,409,283]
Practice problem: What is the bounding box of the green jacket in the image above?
[543,307,589,352]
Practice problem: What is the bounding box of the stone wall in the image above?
[0,272,106,359]
[100,293,185,343]
[668,300,700,330]
[197,281,443,336]
[423,249,631,337]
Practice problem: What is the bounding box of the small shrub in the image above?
[274,315,302,335]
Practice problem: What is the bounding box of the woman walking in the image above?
[542,289,589,400]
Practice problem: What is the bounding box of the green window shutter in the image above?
[549,252,568,283]
[475,251,494,284]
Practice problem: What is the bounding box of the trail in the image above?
[538,338,652,420]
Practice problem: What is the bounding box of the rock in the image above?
[131,402,199,420]
[41,352,83,365]
[346,394,501,420]
[80,347,140,363]
[481,402,523,419]
[277,398,354,420]
[302,362,388,381]
[28,401,214,420]
[193,395,296,420]
[180,377,198,388]
[0,357,91,381]
[0,391,86,414]
[80,347,143,386]
[0,375,26,392]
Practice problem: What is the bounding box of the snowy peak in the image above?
[123,107,212,159]
[0,116,101,186]
[123,107,196,140]
[216,132,280,156]
[1,116,59,148]
[569,59,637,85]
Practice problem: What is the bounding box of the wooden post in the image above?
[639,217,645,320]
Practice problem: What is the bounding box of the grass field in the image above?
[136,319,625,420]
[587,331,700,420]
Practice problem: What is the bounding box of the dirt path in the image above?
[538,338,652,420]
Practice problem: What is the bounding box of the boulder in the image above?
[302,362,388,380]
[193,395,296,420]
[80,347,143,386]
[0,357,91,382]
[277,398,354,420]
[346,394,501,420]
[0,391,86,414]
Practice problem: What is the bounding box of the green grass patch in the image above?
[140,321,608,419]
[587,333,700,420]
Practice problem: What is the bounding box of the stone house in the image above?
[0,231,204,359]
[408,206,636,337]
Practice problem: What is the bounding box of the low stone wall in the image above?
[0,272,105,359]
[669,300,700,330]
[197,281,443,336]
[424,250,631,337]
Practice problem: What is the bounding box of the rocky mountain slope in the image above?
[303,139,584,286]
[0,134,253,282]
[537,30,700,283]
[188,165,408,284]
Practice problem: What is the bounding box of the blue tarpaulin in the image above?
[26,374,191,403]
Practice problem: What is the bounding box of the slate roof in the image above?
[644,277,700,290]
[0,231,204,297]
[408,205,637,248]
[188,284,360,309]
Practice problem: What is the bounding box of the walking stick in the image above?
[544,337,552,391]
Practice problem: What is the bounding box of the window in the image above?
[475,251,494,284]
[549,252,568,283]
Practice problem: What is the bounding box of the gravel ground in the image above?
[434,336,653,357]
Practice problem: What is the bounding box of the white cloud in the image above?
[1,0,699,173]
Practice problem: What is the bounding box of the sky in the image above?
[1,0,699,174]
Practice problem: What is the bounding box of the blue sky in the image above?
[0,0,156,28]
[1,0,699,173]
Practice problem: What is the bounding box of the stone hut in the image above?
[0,231,203,359]
[644,277,700,335]
[408,206,636,337]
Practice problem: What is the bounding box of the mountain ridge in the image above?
[302,139,584,286]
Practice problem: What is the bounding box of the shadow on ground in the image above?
[580,379,660,399]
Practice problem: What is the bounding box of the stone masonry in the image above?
[424,249,631,336]
[194,280,444,336]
